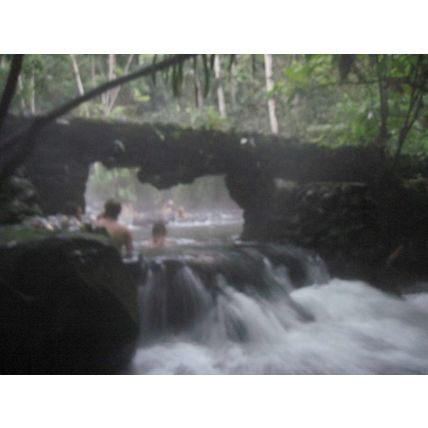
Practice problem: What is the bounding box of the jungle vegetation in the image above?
[1,54,428,208]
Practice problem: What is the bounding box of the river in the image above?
[125,214,428,374]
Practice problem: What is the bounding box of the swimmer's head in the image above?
[152,221,167,239]
[152,221,167,247]
[104,199,122,220]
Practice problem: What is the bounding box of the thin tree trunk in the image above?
[17,76,28,113]
[108,54,116,81]
[69,55,86,96]
[105,54,135,116]
[91,56,97,87]
[214,55,227,118]
[103,54,116,116]
[100,56,110,109]
[264,54,279,135]
[29,71,36,114]
[194,70,204,108]
[375,55,389,149]
[91,55,101,105]
[230,62,237,108]
[69,55,90,117]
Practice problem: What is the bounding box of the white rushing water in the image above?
[123,218,428,375]
[130,257,428,375]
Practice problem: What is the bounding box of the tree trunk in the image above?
[69,55,86,96]
[29,71,36,114]
[375,55,389,149]
[69,55,90,117]
[264,54,279,135]
[102,54,117,116]
[194,69,204,108]
[214,55,227,118]
[0,55,24,135]
[105,54,134,116]
[90,56,97,87]
[230,62,237,108]
[17,76,28,113]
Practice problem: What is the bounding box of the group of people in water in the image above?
[94,199,167,257]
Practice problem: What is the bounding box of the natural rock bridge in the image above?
[3,115,428,285]
[6,118,388,218]
[5,116,428,278]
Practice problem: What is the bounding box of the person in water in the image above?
[96,199,133,257]
[64,202,83,221]
[160,199,175,221]
[151,221,167,248]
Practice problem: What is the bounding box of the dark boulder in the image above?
[0,228,139,374]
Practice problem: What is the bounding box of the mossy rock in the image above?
[0,228,138,374]
[0,174,42,224]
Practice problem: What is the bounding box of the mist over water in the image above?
[85,166,241,221]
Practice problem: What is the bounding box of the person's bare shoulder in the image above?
[117,223,132,236]
[95,218,106,227]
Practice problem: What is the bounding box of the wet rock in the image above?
[0,172,42,224]
[22,214,88,232]
[0,228,138,374]
[240,178,428,289]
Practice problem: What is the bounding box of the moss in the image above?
[0,226,54,245]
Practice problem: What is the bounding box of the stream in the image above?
[126,215,428,374]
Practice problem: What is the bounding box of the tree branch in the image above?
[0,54,197,182]
[393,55,426,166]
[0,55,24,136]
[375,54,389,148]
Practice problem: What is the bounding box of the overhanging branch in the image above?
[0,54,197,181]
[0,55,24,136]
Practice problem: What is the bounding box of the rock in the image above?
[0,228,139,374]
[3,116,392,216]
[0,172,42,224]
[239,177,428,290]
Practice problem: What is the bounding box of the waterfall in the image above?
[129,243,428,374]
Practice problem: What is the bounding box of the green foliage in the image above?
[1,54,428,159]
[86,164,140,204]
[271,54,428,154]
[186,106,230,131]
